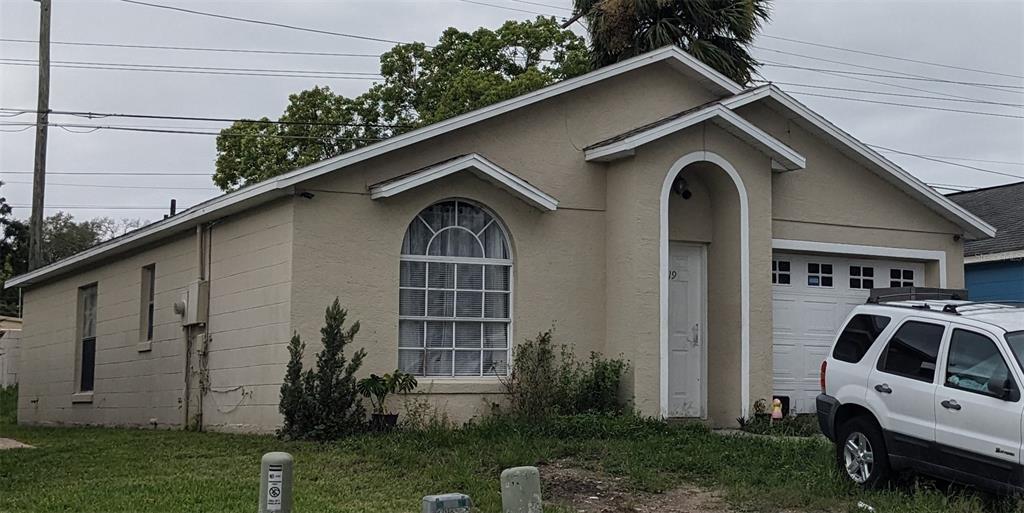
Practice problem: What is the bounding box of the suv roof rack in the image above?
[867,287,969,304]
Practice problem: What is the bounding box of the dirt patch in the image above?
[540,461,732,513]
[0,438,34,450]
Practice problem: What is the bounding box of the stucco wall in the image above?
[17,232,197,428]
[202,199,295,433]
[737,102,966,288]
[286,62,720,424]
[16,200,295,431]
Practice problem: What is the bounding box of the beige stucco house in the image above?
[5,47,994,432]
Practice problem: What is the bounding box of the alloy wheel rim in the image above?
[843,432,874,483]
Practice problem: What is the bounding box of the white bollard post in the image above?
[259,452,293,513]
[500,466,542,513]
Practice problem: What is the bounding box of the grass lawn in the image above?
[0,415,1020,513]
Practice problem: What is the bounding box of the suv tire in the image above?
[836,416,891,489]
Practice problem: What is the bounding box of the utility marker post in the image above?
[29,0,52,271]
[259,452,293,513]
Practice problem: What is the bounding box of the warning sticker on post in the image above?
[266,464,283,512]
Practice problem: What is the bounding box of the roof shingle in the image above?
[947,182,1024,256]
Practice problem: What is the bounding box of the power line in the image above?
[762,62,1024,90]
[870,145,1024,180]
[0,37,383,59]
[755,80,1024,108]
[454,0,559,16]
[754,45,1017,97]
[2,171,211,176]
[506,0,572,12]
[0,57,382,75]
[0,108,411,129]
[0,122,389,141]
[10,204,182,210]
[782,91,1024,119]
[761,34,1024,80]
[871,149,1024,167]
[0,61,380,81]
[118,0,409,46]
[3,180,216,190]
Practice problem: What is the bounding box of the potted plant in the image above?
[357,370,418,431]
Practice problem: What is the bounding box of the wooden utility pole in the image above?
[29,0,51,271]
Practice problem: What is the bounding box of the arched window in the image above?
[399,200,511,377]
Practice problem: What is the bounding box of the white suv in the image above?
[817,289,1024,493]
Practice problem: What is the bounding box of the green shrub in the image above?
[499,330,629,418]
[278,298,366,441]
[0,384,16,425]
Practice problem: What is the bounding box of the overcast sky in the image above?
[1,0,1022,224]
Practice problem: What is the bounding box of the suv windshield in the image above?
[1005,331,1024,371]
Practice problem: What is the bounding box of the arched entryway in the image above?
[659,151,750,424]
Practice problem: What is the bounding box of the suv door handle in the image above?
[874,384,892,394]
[941,399,962,411]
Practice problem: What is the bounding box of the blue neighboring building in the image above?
[948,182,1024,302]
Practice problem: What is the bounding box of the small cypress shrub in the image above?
[278,298,366,441]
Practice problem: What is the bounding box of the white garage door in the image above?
[772,253,925,413]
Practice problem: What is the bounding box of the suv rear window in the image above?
[832,314,891,363]
[877,321,945,382]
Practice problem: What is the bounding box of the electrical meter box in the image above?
[421,493,472,513]
[184,280,209,326]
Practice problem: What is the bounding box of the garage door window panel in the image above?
[890,268,915,287]
[849,266,875,290]
[772,260,791,285]
[807,262,833,287]
[877,321,945,383]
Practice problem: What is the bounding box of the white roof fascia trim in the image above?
[4,181,295,289]
[965,249,1024,264]
[5,47,736,289]
[723,86,996,239]
[369,154,558,211]
[584,104,806,170]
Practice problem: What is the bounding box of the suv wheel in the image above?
[836,417,891,489]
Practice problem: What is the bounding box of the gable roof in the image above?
[946,181,1024,257]
[721,85,996,240]
[5,46,738,290]
[369,153,559,211]
[3,48,995,289]
[583,101,806,170]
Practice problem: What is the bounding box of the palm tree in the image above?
[571,0,771,85]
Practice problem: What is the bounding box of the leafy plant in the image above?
[737,413,821,437]
[499,329,629,419]
[0,384,16,425]
[277,298,366,441]
[356,371,418,415]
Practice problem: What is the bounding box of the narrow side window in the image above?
[140,264,155,341]
[832,314,891,363]
[77,284,98,392]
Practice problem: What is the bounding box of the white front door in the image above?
[668,242,705,418]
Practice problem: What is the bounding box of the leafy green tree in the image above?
[0,195,142,316]
[572,0,771,84]
[278,298,367,441]
[213,17,589,190]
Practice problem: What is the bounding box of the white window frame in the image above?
[771,259,791,286]
[398,199,513,378]
[806,262,834,288]
[849,265,876,290]
[890,268,916,288]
